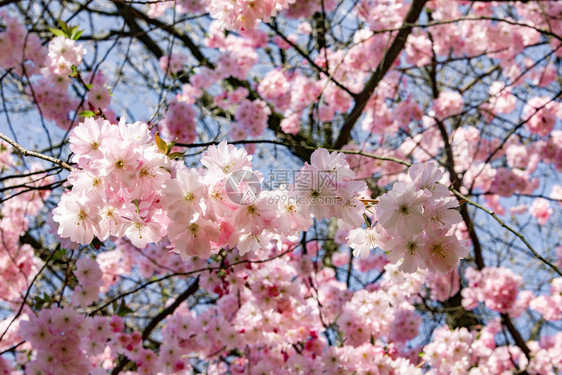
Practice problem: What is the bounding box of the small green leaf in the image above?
[216,269,227,278]
[117,302,134,317]
[78,110,95,117]
[52,248,66,261]
[132,199,140,216]
[34,293,52,309]
[168,152,185,160]
[57,19,69,34]
[167,138,177,152]
[71,29,84,40]
[33,296,45,309]
[70,65,79,78]
[49,28,66,37]
[42,293,51,302]
[155,132,168,154]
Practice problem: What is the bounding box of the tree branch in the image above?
[112,0,209,64]
[333,0,428,149]
[452,188,562,276]
[501,313,531,361]
[0,0,20,7]
[0,132,72,171]
[266,22,356,98]
[111,277,200,375]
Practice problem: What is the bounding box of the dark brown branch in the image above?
[501,313,531,360]
[141,278,199,341]
[111,277,199,375]
[112,0,209,64]
[112,0,164,58]
[333,0,428,149]
[0,0,20,7]
[426,22,485,327]
[111,1,317,161]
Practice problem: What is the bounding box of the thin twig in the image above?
[177,139,412,166]
[451,188,562,277]
[0,132,72,171]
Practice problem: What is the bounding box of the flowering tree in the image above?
[0,0,561,374]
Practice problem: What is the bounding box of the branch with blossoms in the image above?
[110,277,199,375]
[333,0,429,149]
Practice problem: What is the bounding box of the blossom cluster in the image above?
[209,0,296,30]
[462,266,527,314]
[53,117,371,260]
[18,307,115,374]
[159,53,188,75]
[53,117,171,247]
[349,162,467,274]
[71,257,104,307]
[159,96,198,144]
[0,12,46,76]
[2,1,562,374]
[529,278,562,321]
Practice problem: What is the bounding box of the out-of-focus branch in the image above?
[266,22,356,98]
[0,0,20,7]
[141,277,199,341]
[333,0,428,149]
[501,313,531,361]
[111,1,318,161]
[111,277,200,375]
[0,132,72,171]
[112,0,164,58]
[112,0,209,64]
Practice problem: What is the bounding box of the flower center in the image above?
[222,162,234,174]
[139,166,154,178]
[115,158,125,169]
[406,241,418,255]
[77,209,87,225]
[432,243,446,259]
[247,204,259,216]
[189,223,199,237]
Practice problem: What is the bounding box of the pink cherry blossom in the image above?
[529,197,552,225]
